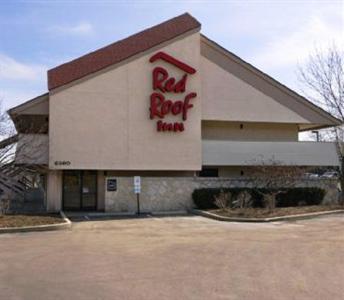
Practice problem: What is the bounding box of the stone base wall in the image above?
[105,177,197,212]
[105,177,339,212]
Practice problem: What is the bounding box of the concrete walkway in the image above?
[0,214,343,300]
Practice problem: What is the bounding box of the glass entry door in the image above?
[63,171,97,211]
[81,171,97,210]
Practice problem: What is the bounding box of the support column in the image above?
[47,170,62,212]
[97,171,105,211]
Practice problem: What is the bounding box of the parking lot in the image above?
[0,214,343,300]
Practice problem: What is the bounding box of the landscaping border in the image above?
[191,209,344,222]
[0,211,72,234]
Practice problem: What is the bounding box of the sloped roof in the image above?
[48,13,201,90]
[201,35,341,129]
[12,13,340,132]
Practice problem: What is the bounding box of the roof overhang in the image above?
[7,93,49,133]
[8,93,49,119]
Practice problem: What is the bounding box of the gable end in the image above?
[201,35,341,129]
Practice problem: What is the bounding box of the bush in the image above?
[192,187,325,209]
[191,189,217,209]
[276,188,325,207]
[192,188,246,209]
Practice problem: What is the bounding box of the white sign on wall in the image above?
[134,176,141,194]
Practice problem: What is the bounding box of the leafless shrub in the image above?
[0,198,10,215]
[233,190,252,209]
[214,190,231,211]
[248,157,304,212]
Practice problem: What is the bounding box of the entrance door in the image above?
[63,171,97,211]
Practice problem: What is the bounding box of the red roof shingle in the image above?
[48,13,201,90]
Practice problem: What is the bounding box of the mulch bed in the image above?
[0,214,64,228]
[209,205,344,218]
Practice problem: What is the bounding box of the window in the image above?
[198,168,218,177]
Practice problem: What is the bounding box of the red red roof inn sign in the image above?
[149,51,197,132]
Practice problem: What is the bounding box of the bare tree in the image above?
[0,100,48,214]
[298,45,344,204]
[248,158,304,212]
[298,45,343,122]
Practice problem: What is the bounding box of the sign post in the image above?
[134,176,141,215]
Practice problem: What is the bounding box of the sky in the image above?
[0,0,343,111]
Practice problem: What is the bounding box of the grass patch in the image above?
[0,213,64,228]
[209,205,344,218]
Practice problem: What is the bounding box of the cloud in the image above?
[0,53,46,81]
[250,13,344,71]
[0,53,47,109]
[0,89,44,109]
[48,22,94,36]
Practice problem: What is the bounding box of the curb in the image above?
[191,209,344,223]
[0,211,72,234]
[66,212,136,218]
[65,210,189,219]
[150,210,188,216]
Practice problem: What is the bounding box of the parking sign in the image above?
[134,176,141,194]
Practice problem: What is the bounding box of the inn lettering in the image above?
[149,52,197,132]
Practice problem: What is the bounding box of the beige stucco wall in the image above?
[202,121,298,141]
[201,57,309,124]
[49,32,201,171]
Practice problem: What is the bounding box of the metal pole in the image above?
[136,193,140,215]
